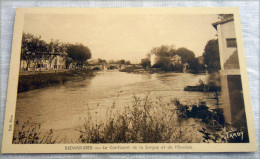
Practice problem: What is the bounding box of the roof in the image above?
[212,17,234,30]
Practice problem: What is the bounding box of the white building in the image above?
[150,53,156,66]
[20,53,66,71]
[170,54,182,65]
[212,17,246,128]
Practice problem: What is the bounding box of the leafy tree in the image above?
[21,33,93,70]
[203,39,220,72]
[98,58,107,64]
[46,40,61,70]
[20,33,47,70]
[151,45,175,65]
[65,57,73,69]
[175,47,195,65]
[125,60,131,65]
[21,33,35,70]
[141,58,151,68]
[153,60,183,72]
[150,45,198,72]
[188,58,200,73]
[119,59,126,64]
[67,43,92,68]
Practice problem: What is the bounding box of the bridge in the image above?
[84,64,136,71]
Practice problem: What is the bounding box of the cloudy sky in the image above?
[23,13,218,63]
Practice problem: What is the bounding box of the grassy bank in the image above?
[18,69,95,93]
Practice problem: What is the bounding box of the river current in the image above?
[14,71,219,142]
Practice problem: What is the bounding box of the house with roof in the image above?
[20,52,66,71]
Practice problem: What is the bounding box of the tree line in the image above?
[142,45,203,72]
[21,32,92,70]
[141,39,220,73]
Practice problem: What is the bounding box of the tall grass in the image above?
[78,96,199,143]
[13,95,226,144]
[12,120,57,144]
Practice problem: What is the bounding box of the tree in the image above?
[108,60,115,64]
[151,45,175,65]
[20,33,48,71]
[125,60,131,65]
[119,59,126,64]
[98,58,107,64]
[141,58,151,68]
[149,45,199,72]
[65,57,73,69]
[188,58,200,72]
[175,47,195,65]
[66,43,92,68]
[46,40,61,70]
[34,37,48,71]
[203,39,220,72]
[21,33,35,70]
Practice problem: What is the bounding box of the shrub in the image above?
[173,99,225,127]
[78,96,196,143]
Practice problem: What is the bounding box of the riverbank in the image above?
[184,83,221,92]
[120,66,205,74]
[18,69,95,93]
[120,67,164,74]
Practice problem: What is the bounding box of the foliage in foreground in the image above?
[12,120,56,144]
[78,96,202,143]
[13,96,233,144]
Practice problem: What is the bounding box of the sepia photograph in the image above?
[1,8,257,153]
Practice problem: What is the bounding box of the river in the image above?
[14,71,220,143]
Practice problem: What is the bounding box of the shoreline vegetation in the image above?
[119,66,206,74]
[13,95,232,144]
[119,67,164,74]
[184,81,221,92]
[18,69,95,93]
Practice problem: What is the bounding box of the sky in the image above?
[23,13,218,63]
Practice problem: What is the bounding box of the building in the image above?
[147,53,181,67]
[212,17,246,129]
[170,54,182,65]
[20,52,66,71]
[150,54,156,66]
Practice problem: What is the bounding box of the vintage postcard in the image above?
[1,8,257,153]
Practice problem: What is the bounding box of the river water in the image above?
[14,71,220,143]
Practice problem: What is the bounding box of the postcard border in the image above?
[1,7,257,153]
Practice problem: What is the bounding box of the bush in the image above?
[78,96,197,143]
[173,99,225,127]
[153,62,183,72]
